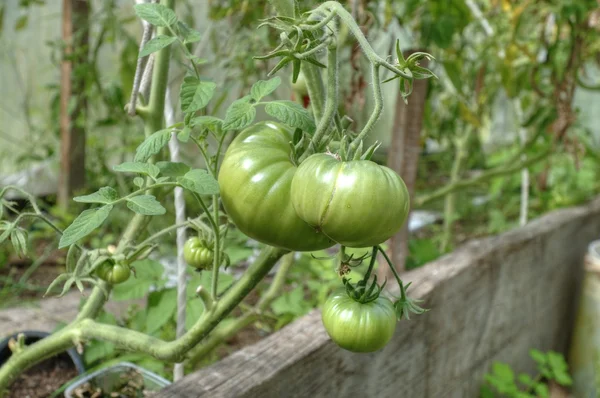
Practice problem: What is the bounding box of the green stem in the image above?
[187,252,294,364]
[440,129,471,252]
[210,195,221,300]
[0,186,42,214]
[350,63,382,153]
[301,44,338,161]
[377,246,407,300]
[415,148,552,207]
[303,63,326,124]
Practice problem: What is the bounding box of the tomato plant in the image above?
[218,122,335,252]
[291,153,410,248]
[95,261,131,285]
[321,290,397,353]
[184,237,214,270]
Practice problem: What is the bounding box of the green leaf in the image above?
[146,288,177,334]
[533,383,549,398]
[492,362,515,382]
[73,187,118,204]
[112,259,164,301]
[518,373,534,387]
[529,349,547,366]
[177,126,190,142]
[134,3,177,27]
[250,77,281,101]
[134,129,172,163]
[190,116,223,131]
[139,35,177,57]
[265,100,316,133]
[10,228,27,258]
[223,97,256,130]
[14,15,28,30]
[177,21,202,44]
[178,169,219,195]
[133,177,145,187]
[114,162,160,179]
[126,195,166,216]
[59,205,113,248]
[84,340,115,365]
[156,161,190,178]
[185,298,204,331]
[271,286,311,316]
[180,77,216,114]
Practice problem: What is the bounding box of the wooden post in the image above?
[59,0,90,207]
[379,50,429,278]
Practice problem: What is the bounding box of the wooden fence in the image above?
[157,197,600,397]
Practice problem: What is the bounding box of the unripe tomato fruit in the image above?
[291,153,410,248]
[183,237,214,270]
[321,291,397,353]
[218,122,334,251]
[95,261,131,284]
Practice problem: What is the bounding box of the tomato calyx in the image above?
[377,245,429,320]
[341,246,386,304]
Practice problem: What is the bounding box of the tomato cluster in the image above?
[218,122,409,251]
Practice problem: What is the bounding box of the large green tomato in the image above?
[291,153,409,248]
[218,122,334,251]
[321,291,397,353]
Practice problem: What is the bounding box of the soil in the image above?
[69,369,158,398]
[6,353,78,398]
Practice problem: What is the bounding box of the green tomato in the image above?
[218,122,334,251]
[184,237,214,270]
[291,153,409,248]
[321,291,397,353]
[95,261,131,284]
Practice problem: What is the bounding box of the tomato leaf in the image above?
[10,228,28,258]
[134,129,172,163]
[114,161,160,179]
[191,116,223,133]
[73,187,119,204]
[59,205,113,248]
[177,126,191,142]
[146,288,177,334]
[178,169,219,195]
[223,97,256,130]
[180,77,216,114]
[185,299,204,331]
[176,21,202,44]
[250,76,281,101]
[156,161,190,178]
[126,195,166,216]
[139,35,177,57]
[134,3,177,27]
[265,100,316,133]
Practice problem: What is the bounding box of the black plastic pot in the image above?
[64,362,171,397]
[0,330,85,374]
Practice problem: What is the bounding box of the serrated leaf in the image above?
[146,288,177,334]
[265,100,316,133]
[492,362,514,382]
[529,349,547,365]
[126,195,166,216]
[0,226,12,245]
[250,77,281,101]
[180,77,216,114]
[134,129,172,163]
[223,98,256,130]
[139,35,177,57]
[114,162,160,179]
[134,3,177,27]
[59,205,113,248]
[177,21,202,44]
[178,169,219,195]
[156,161,190,178]
[533,383,549,398]
[73,187,118,204]
[190,116,223,131]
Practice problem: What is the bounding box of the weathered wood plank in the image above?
[159,198,600,397]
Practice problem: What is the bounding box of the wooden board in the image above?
[157,197,600,397]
